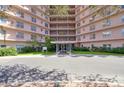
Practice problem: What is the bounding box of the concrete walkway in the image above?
[0,55,124,83]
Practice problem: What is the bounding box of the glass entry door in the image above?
[59,44,66,51]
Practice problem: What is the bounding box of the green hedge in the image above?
[0,47,17,56]
[90,47,111,52]
[73,47,89,51]
[73,47,124,54]
[20,46,34,53]
[20,45,56,53]
[110,47,124,54]
[91,47,124,54]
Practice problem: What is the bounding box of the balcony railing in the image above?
[50,21,75,23]
[50,34,75,36]
[50,27,75,30]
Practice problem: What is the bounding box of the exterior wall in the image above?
[75,5,124,48]
[0,5,124,49]
[0,5,49,49]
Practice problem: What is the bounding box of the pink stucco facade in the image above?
[75,5,124,48]
[0,5,49,48]
[0,5,124,49]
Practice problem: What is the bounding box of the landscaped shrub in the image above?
[91,47,124,54]
[20,46,44,53]
[0,47,17,56]
[47,44,56,52]
[20,46,35,53]
[90,47,111,52]
[73,46,124,54]
[110,47,124,54]
[73,47,89,51]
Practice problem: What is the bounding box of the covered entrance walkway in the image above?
[56,44,72,55]
[51,41,75,55]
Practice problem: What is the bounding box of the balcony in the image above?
[50,21,75,24]
[50,34,75,37]
[50,15,75,18]
[50,27,75,30]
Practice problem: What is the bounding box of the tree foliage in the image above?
[49,5,69,15]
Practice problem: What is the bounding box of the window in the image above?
[121,29,124,36]
[0,18,7,24]
[31,34,37,40]
[102,31,112,38]
[76,9,80,13]
[16,11,24,18]
[45,16,48,19]
[16,32,24,39]
[89,15,96,22]
[81,44,84,47]
[103,19,111,27]
[16,21,24,28]
[91,44,94,48]
[77,22,80,27]
[90,33,96,39]
[45,30,48,34]
[82,35,85,39]
[82,20,85,23]
[89,25,95,31]
[121,16,124,22]
[122,44,124,47]
[45,22,48,27]
[16,45,24,52]
[103,44,111,48]
[31,17,36,23]
[31,25,36,31]
[0,5,8,11]
[77,29,81,34]
[121,5,124,9]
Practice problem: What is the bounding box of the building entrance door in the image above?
[56,44,72,55]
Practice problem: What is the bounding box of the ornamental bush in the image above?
[73,47,89,51]
[0,47,17,56]
[110,47,124,54]
[73,46,124,54]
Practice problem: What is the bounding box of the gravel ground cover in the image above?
[0,64,123,87]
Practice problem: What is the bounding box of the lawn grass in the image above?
[18,51,124,56]
[72,51,124,56]
[18,51,55,56]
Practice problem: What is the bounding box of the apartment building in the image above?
[0,5,49,50]
[0,5,124,52]
[49,5,76,53]
[75,5,124,48]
